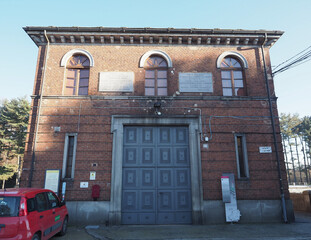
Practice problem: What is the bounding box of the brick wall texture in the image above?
[20,44,289,202]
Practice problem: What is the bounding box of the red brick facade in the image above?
[21,27,290,223]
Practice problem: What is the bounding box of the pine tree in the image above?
[0,97,30,188]
[295,116,311,147]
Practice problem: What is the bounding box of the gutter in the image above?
[261,33,288,223]
[28,30,50,187]
[23,26,284,35]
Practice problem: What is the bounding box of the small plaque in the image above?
[80,182,89,188]
[90,171,96,180]
[99,72,134,92]
[259,146,272,153]
[179,73,213,92]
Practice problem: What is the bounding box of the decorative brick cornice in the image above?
[31,95,278,102]
[24,26,283,48]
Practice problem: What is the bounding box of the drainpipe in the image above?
[261,34,288,223]
[28,30,50,187]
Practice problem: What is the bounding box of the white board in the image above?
[99,72,134,92]
[179,72,213,92]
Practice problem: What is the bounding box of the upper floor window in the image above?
[65,54,90,95]
[221,57,245,96]
[144,56,168,96]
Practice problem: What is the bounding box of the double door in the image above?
[121,126,192,224]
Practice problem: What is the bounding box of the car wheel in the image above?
[32,233,40,240]
[59,216,68,236]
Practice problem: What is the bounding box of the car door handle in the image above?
[40,215,44,219]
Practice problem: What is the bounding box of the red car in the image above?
[0,188,68,240]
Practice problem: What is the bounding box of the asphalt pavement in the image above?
[53,211,311,240]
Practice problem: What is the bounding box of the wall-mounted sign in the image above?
[259,146,272,153]
[80,182,89,188]
[99,72,134,92]
[44,169,61,195]
[179,72,213,92]
[90,171,96,180]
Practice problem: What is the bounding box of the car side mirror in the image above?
[60,200,66,207]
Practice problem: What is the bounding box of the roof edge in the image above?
[23,26,284,48]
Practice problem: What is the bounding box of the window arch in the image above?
[139,50,172,68]
[144,55,168,96]
[220,57,246,96]
[65,54,90,95]
[61,49,94,67]
[216,51,248,69]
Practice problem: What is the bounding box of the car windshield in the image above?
[0,196,20,217]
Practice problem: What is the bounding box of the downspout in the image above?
[261,33,288,223]
[28,30,50,187]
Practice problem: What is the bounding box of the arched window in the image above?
[144,55,168,96]
[221,57,246,96]
[65,54,90,95]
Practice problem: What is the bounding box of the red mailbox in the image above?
[92,184,100,201]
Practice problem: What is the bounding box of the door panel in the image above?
[158,191,174,211]
[175,147,189,166]
[142,148,155,166]
[175,190,192,211]
[140,191,156,211]
[139,212,156,224]
[159,148,172,165]
[175,212,192,224]
[158,169,173,188]
[157,212,175,224]
[35,193,52,238]
[122,191,138,212]
[46,192,63,235]
[141,169,156,189]
[175,169,191,188]
[123,169,138,188]
[123,148,138,165]
[122,213,138,224]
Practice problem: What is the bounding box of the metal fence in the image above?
[282,136,311,185]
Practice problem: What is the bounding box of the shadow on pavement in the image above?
[53,211,311,240]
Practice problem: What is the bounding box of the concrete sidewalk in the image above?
[55,212,311,240]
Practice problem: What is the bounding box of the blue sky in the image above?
[0,0,310,116]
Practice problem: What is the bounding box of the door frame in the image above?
[109,116,203,225]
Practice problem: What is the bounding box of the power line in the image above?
[272,46,311,76]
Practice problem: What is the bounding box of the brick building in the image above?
[21,26,294,224]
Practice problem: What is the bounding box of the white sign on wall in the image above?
[44,169,61,194]
[179,72,213,92]
[99,72,134,92]
[90,171,96,180]
[80,182,89,188]
[259,146,272,153]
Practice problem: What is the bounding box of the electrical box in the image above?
[221,173,241,222]
[221,176,231,203]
